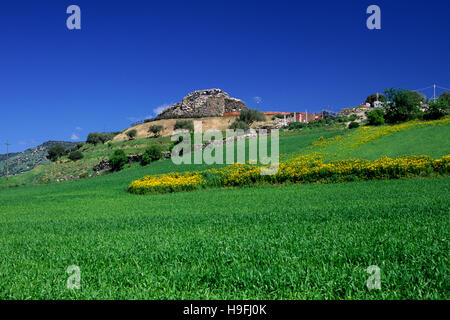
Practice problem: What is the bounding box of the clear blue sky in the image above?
[1,0,449,152]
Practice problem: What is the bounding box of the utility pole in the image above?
[5,140,10,188]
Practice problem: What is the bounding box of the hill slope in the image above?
[0,141,76,178]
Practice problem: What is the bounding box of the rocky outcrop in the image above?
[338,106,377,122]
[157,89,248,119]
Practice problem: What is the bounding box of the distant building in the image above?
[224,110,324,125]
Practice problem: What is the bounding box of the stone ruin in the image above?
[156,89,248,119]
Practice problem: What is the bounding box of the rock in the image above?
[157,89,248,119]
[338,106,377,122]
[127,154,142,164]
[93,158,110,171]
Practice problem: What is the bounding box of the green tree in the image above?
[141,145,163,165]
[366,109,385,126]
[423,99,449,120]
[406,91,426,104]
[148,125,164,137]
[109,150,128,172]
[86,132,115,145]
[238,109,266,124]
[47,145,66,162]
[383,88,424,123]
[439,92,450,104]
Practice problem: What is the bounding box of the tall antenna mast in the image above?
[433,84,437,101]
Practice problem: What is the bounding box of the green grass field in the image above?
[0,120,449,299]
[0,177,448,299]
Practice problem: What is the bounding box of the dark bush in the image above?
[141,145,163,166]
[335,116,349,123]
[348,114,358,122]
[348,121,360,129]
[423,99,449,120]
[367,109,385,126]
[229,120,249,130]
[174,120,194,132]
[68,150,84,161]
[126,129,137,140]
[47,145,66,162]
[76,142,85,149]
[288,122,307,130]
[109,150,128,172]
[238,109,266,124]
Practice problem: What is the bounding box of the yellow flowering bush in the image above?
[128,172,205,194]
[128,154,450,195]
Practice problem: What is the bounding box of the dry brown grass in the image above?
[113,116,239,141]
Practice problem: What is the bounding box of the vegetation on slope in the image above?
[0,141,77,178]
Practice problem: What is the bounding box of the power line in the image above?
[437,85,450,91]
[412,85,434,92]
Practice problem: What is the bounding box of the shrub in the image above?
[47,145,66,162]
[86,132,115,145]
[141,145,163,165]
[288,122,307,130]
[423,99,449,120]
[148,125,164,137]
[348,121,360,129]
[68,150,84,161]
[336,116,349,123]
[238,109,266,124]
[307,119,328,128]
[348,114,358,122]
[126,129,137,140]
[174,120,194,132]
[229,120,249,130]
[109,150,128,172]
[367,109,385,126]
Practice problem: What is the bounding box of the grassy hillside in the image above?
[0,127,345,188]
[289,119,450,161]
[1,119,448,189]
